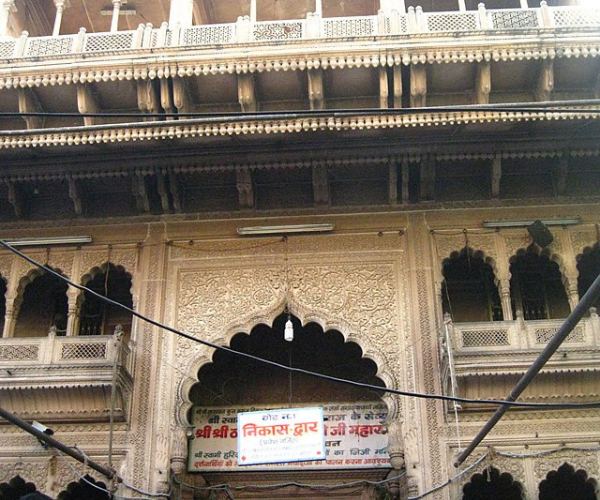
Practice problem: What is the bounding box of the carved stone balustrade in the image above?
[0,5,598,62]
[441,312,600,410]
[0,331,133,423]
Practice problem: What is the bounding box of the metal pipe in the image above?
[454,271,600,467]
[0,406,119,480]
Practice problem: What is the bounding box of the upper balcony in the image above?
[440,310,600,411]
[1,2,599,66]
[0,327,133,423]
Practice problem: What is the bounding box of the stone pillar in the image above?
[2,294,18,338]
[0,0,16,38]
[458,0,466,12]
[110,0,122,33]
[315,0,322,17]
[250,0,257,23]
[168,0,194,29]
[66,288,80,336]
[564,274,579,310]
[520,0,529,8]
[499,279,513,321]
[52,0,66,36]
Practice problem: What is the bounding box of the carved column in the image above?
[110,0,122,33]
[250,0,257,23]
[410,64,427,108]
[2,293,18,338]
[520,0,529,8]
[66,289,80,336]
[495,233,513,321]
[52,0,67,36]
[0,0,15,38]
[498,279,513,321]
[168,0,194,28]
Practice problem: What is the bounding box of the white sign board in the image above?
[237,407,325,465]
[188,402,390,472]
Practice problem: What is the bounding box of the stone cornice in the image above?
[1,108,599,151]
[0,34,599,89]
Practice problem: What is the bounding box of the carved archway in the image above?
[177,300,401,428]
[56,475,110,500]
[462,466,524,500]
[539,463,598,500]
[576,243,600,310]
[0,475,38,500]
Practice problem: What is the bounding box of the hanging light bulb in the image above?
[284,317,294,342]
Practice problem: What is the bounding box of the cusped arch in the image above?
[15,265,67,308]
[510,243,566,281]
[176,299,400,427]
[539,462,598,500]
[462,466,524,500]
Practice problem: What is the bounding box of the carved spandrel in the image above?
[570,230,598,257]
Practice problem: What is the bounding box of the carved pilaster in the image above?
[389,158,398,205]
[68,177,83,216]
[7,182,23,218]
[160,79,176,118]
[132,174,150,213]
[137,80,161,120]
[379,67,389,109]
[393,66,403,108]
[168,170,182,213]
[156,172,170,213]
[172,76,190,114]
[419,154,435,201]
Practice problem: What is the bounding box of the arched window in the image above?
[57,475,110,500]
[462,466,523,500]
[0,475,39,500]
[442,248,502,322]
[510,246,570,320]
[539,463,597,500]
[79,263,133,337]
[577,244,600,311]
[14,270,68,338]
[0,274,6,337]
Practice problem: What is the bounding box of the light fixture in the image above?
[100,4,136,15]
[237,223,334,236]
[284,316,294,342]
[2,236,92,247]
[482,217,580,228]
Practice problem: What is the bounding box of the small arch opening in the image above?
[510,246,570,320]
[442,247,502,322]
[577,244,600,312]
[79,263,133,338]
[0,475,39,500]
[462,466,524,500]
[539,463,598,500]
[14,269,68,338]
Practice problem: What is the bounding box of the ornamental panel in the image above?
[84,32,135,52]
[183,24,235,45]
[491,10,540,29]
[425,12,479,33]
[323,17,376,37]
[0,41,16,58]
[552,8,600,27]
[25,36,75,57]
[253,21,304,41]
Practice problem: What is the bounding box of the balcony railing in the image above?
[444,309,600,355]
[0,329,132,374]
[0,3,599,62]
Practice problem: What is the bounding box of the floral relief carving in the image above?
[533,449,600,484]
[46,250,75,277]
[502,232,532,259]
[0,255,13,282]
[570,230,598,257]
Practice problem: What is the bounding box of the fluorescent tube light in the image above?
[237,223,334,236]
[3,236,92,247]
[482,217,581,228]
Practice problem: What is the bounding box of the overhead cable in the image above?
[1,239,600,410]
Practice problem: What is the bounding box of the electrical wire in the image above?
[1,238,600,410]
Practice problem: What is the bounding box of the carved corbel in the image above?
[410,64,427,108]
[238,73,257,112]
[401,157,409,203]
[308,68,325,110]
[132,174,150,213]
[554,154,569,196]
[77,83,101,126]
[491,155,501,198]
[67,177,83,216]
[535,59,554,102]
[419,154,435,201]
[393,66,403,108]
[475,60,491,105]
[312,162,330,206]
[172,76,190,114]
[17,88,44,129]
[160,78,176,118]
[168,170,182,212]
[6,181,23,218]
[379,67,389,109]
[388,158,398,204]
[137,79,161,120]
[236,167,254,210]
[156,171,170,213]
